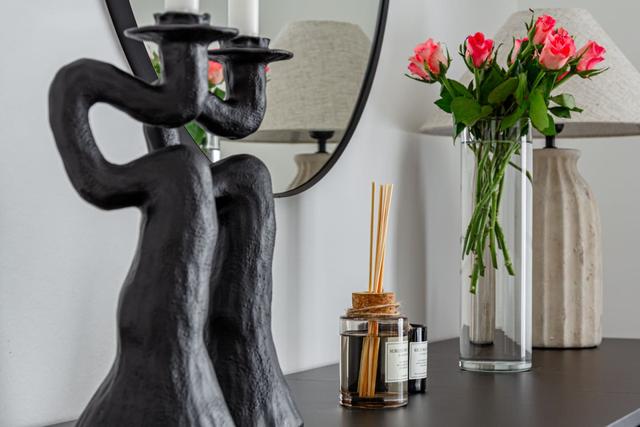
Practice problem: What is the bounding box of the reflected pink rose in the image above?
[208,61,224,85]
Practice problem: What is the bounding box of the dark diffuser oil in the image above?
[339,317,409,409]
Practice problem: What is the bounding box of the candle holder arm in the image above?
[49,58,216,209]
[197,40,292,139]
[143,125,182,151]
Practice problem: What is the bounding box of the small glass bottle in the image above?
[408,324,428,393]
[339,314,409,408]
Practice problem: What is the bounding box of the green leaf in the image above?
[549,106,571,119]
[448,79,473,98]
[479,66,505,102]
[550,93,576,109]
[515,72,528,105]
[435,97,452,113]
[488,77,519,105]
[451,97,484,127]
[480,105,493,117]
[500,102,528,130]
[213,87,226,100]
[405,73,432,84]
[529,89,549,132]
[540,113,557,136]
[185,122,207,148]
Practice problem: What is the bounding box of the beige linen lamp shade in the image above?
[420,8,640,137]
[242,20,371,143]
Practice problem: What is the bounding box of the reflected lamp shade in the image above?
[244,20,371,143]
[420,8,640,137]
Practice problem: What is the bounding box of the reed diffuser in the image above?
[339,183,409,409]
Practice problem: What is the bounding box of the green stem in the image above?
[495,222,515,275]
[439,77,457,99]
[505,43,533,77]
[531,70,546,91]
[465,136,524,293]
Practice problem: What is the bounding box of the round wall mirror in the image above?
[106,0,388,197]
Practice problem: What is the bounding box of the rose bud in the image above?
[533,14,556,45]
[465,32,494,68]
[539,28,576,70]
[509,37,528,65]
[576,40,606,72]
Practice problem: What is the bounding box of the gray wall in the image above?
[1,0,638,426]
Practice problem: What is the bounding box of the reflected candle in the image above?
[228,0,259,36]
[165,0,199,13]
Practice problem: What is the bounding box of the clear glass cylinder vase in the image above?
[458,118,532,372]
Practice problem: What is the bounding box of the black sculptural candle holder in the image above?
[49,11,301,427]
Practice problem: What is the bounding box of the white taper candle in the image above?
[165,0,200,13]
[228,0,260,36]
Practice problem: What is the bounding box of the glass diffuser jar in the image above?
[340,314,409,408]
[459,118,532,372]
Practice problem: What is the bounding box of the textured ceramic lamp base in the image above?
[289,151,330,189]
[533,148,603,348]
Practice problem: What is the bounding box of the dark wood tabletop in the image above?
[48,338,640,427]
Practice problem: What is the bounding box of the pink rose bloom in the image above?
[509,37,528,65]
[576,40,606,72]
[415,39,448,75]
[208,61,224,85]
[465,32,494,68]
[533,14,556,45]
[408,55,430,80]
[408,38,448,80]
[538,28,576,70]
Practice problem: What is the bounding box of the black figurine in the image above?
[49,12,301,426]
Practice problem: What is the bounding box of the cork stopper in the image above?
[347,291,399,317]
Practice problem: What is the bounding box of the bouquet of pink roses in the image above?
[407,11,606,292]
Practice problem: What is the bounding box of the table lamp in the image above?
[239,20,371,189]
[420,9,640,348]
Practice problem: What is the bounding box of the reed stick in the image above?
[358,182,394,398]
[368,182,375,293]
[358,335,369,392]
[372,185,384,292]
[375,184,393,293]
[371,338,380,396]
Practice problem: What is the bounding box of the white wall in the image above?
[268,0,515,372]
[3,0,639,426]
[0,2,145,426]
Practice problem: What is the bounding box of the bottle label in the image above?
[409,341,428,380]
[385,340,408,383]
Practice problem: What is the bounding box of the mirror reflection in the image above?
[131,0,379,193]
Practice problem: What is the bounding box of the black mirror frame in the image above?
[105,0,389,198]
